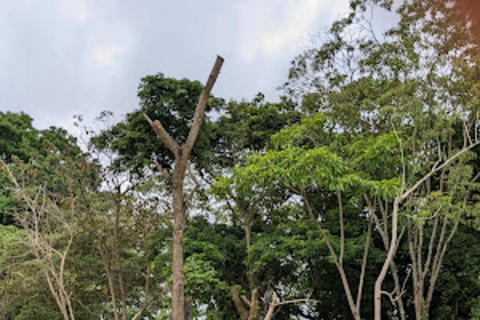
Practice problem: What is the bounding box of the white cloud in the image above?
[237,0,349,61]
[57,0,89,24]
[89,44,124,67]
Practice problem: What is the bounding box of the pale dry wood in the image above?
[145,56,224,320]
[1,161,77,320]
[337,191,345,265]
[374,141,480,320]
[184,56,225,156]
[143,115,180,155]
[231,286,249,319]
[264,292,319,320]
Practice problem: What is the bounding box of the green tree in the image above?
[0,112,82,225]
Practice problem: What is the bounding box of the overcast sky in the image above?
[0,0,351,133]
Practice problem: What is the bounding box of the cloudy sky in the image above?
[0,0,350,133]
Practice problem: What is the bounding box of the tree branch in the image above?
[184,55,224,155]
[337,191,345,265]
[231,286,249,319]
[264,293,320,320]
[400,142,480,202]
[143,114,180,155]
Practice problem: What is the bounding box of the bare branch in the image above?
[400,142,480,202]
[185,165,201,207]
[240,295,252,308]
[247,289,258,320]
[231,286,249,319]
[153,159,171,180]
[143,114,180,155]
[302,192,360,320]
[184,55,224,155]
[356,213,373,311]
[264,293,320,320]
[275,298,320,306]
[337,191,345,265]
[264,292,277,320]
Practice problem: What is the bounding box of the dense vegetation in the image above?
[1,0,479,319]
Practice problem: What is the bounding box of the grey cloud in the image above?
[0,0,348,132]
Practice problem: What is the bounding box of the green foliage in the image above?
[209,95,300,168]
[1,1,480,318]
[0,112,83,225]
[91,74,224,173]
[150,216,247,319]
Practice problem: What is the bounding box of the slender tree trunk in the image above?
[303,193,361,320]
[375,199,406,320]
[113,200,128,320]
[373,143,478,320]
[374,198,399,320]
[145,56,224,319]
[99,244,120,320]
[171,161,187,320]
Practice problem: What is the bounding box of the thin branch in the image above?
[264,292,278,320]
[231,286,249,319]
[423,214,439,279]
[264,293,320,320]
[400,141,480,202]
[337,191,345,265]
[185,165,201,207]
[153,159,171,180]
[240,295,252,308]
[275,298,320,306]
[302,192,360,319]
[356,213,373,311]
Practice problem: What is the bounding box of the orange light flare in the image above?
[455,0,480,43]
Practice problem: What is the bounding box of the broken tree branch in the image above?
[184,55,224,155]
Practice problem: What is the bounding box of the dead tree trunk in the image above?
[145,56,224,320]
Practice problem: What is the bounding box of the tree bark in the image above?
[374,142,479,320]
[302,193,361,320]
[374,198,400,320]
[145,56,224,320]
[171,159,187,320]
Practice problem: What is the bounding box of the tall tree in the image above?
[0,112,81,225]
[143,56,224,320]
[281,0,480,318]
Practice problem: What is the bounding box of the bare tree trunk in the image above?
[373,195,407,320]
[1,163,77,320]
[113,200,128,320]
[373,142,478,320]
[374,199,400,320]
[408,213,459,320]
[171,162,187,320]
[145,56,224,320]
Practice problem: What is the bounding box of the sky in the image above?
[0,0,351,134]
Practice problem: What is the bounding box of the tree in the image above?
[280,0,480,318]
[0,112,81,225]
[0,154,97,320]
[92,57,226,319]
[142,56,224,320]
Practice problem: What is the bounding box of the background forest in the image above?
[1,0,480,319]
